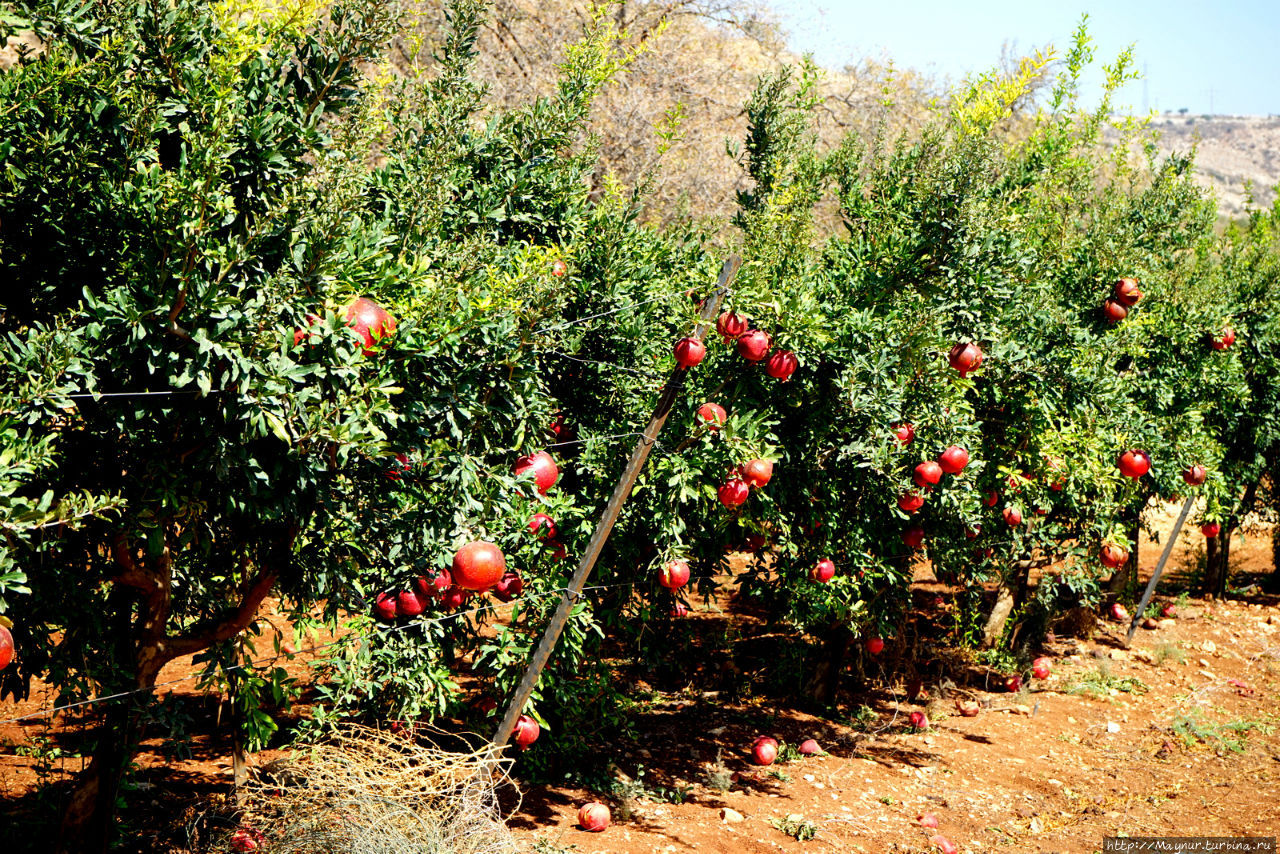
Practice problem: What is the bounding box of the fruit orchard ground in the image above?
[1,504,1278,854]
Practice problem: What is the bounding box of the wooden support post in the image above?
[1125,494,1195,646]
[488,256,742,753]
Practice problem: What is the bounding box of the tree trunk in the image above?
[982,559,1032,648]
[805,623,853,707]
[1108,515,1141,595]
[1203,481,1256,597]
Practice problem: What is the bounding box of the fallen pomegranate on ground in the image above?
[954,698,980,717]
[1005,674,1022,693]
[909,711,929,730]
[918,813,940,829]
[751,736,778,766]
[1161,603,1177,618]
[230,828,265,853]
[1110,602,1131,622]
[1032,657,1051,679]
[0,623,13,671]
[930,834,959,854]
[578,802,611,832]
[797,738,821,755]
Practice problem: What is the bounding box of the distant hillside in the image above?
[1147,114,1280,220]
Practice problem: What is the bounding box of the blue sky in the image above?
[767,0,1279,116]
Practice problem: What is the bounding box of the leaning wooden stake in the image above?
[1125,494,1195,646]
[489,255,742,753]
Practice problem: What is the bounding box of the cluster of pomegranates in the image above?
[374,447,568,623]
[709,310,799,381]
[718,456,774,509]
[1103,277,1142,325]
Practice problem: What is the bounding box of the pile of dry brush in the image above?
[211,724,515,854]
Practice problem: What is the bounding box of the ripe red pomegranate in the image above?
[1110,602,1130,622]
[751,736,778,765]
[798,738,820,755]
[373,592,399,622]
[1117,449,1151,478]
[343,297,396,355]
[416,568,452,601]
[230,828,265,853]
[1201,522,1221,538]
[528,513,557,540]
[1005,674,1022,693]
[966,525,981,539]
[1102,299,1128,324]
[514,451,559,494]
[1211,325,1237,350]
[902,524,925,550]
[898,491,924,513]
[718,477,750,508]
[673,336,706,369]
[548,539,568,561]
[292,312,323,347]
[1182,464,1207,486]
[451,541,507,592]
[865,637,885,655]
[0,624,13,671]
[894,423,915,445]
[744,533,768,552]
[913,461,943,488]
[737,329,772,361]
[909,711,929,730]
[955,698,980,717]
[578,802,611,832]
[810,559,836,583]
[1100,543,1129,569]
[930,834,959,854]
[938,445,969,474]
[551,259,568,277]
[660,559,691,590]
[396,589,426,618]
[1113,278,1143,306]
[441,586,470,610]
[1161,603,1177,618]
[918,813,940,829]
[741,459,774,488]
[1032,656,1051,679]
[765,349,798,381]
[984,490,999,507]
[697,402,727,429]
[948,341,984,377]
[716,311,748,342]
[493,571,524,603]
[1002,506,1022,526]
[512,714,540,749]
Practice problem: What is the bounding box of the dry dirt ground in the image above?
[2,506,1279,854]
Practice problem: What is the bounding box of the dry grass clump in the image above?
[213,723,516,854]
